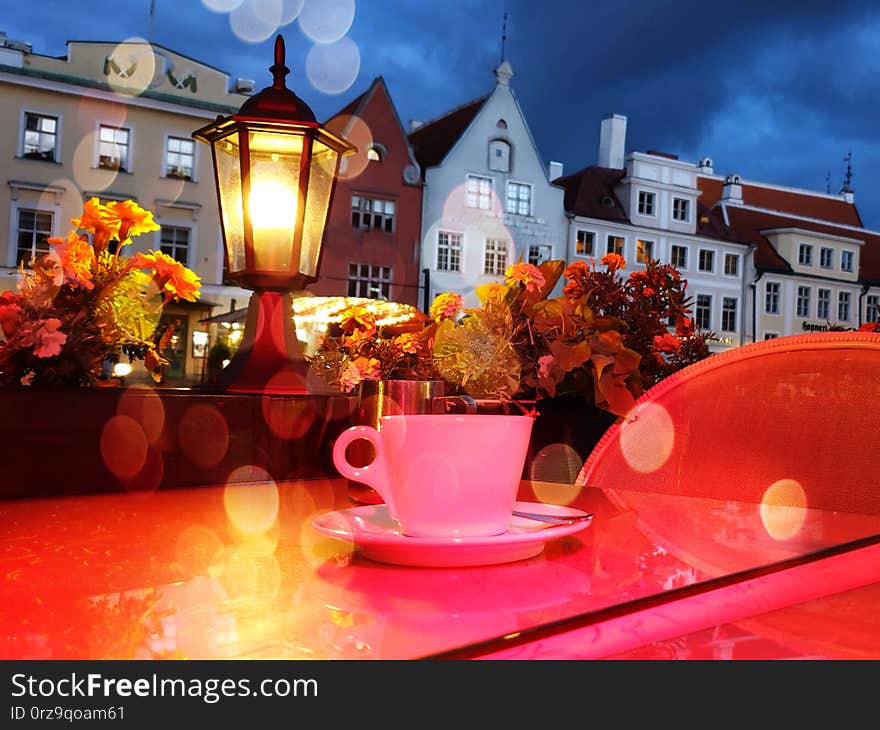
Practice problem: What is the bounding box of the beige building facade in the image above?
[0,35,254,383]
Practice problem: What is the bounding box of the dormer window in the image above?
[367,142,386,162]
[496,119,507,130]
[637,191,655,216]
[488,139,510,173]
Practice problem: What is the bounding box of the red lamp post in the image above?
[193,35,354,394]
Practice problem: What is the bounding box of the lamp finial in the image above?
[270,34,289,89]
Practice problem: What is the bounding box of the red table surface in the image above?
[2,478,879,660]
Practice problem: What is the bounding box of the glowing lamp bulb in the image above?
[249,180,297,231]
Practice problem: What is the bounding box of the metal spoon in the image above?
[512,509,594,526]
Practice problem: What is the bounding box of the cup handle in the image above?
[332,426,395,516]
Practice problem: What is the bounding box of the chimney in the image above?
[548,161,563,181]
[409,119,423,132]
[722,174,743,205]
[598,113,626,169]
[698,157,714,174]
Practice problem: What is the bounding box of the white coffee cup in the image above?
[332,413,535,538]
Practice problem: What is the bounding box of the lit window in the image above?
[838,291,851,321]
[576,230,595,257]
[165,136,195,180]
[506,182,531,215]
[841,250,854,272]
[367,146,382,161]
[698,249,715,272]
[348,263,391,300]
[160,225,191,265]
[723,253,739,276]
[670,244,687,268]
[796,286,811,318]
[98,124,131,172]
[672,197,690,222]
[466,175,492,210]
[606,235,624,256]
[817,289,831,320]
[351,196,395,233]
[15,208,53,266]
[695,294,712,330]
[637,191,655,216]
[484,238,509,275]
[636,239,654,264]
[765,281,780,314]
[437,231,462,272]
[528,244,551,266]
[22,112,58,162]
[721,297,737,333]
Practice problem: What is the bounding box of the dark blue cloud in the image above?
[3,0,879,225]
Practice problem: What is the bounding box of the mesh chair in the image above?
[576,331,880,516]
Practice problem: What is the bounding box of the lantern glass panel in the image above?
[215,132,246,274]
[300,138,340,276]
[247,131,304,272]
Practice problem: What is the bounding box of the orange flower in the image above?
[0,291,22,338]
[339,307,377,335]
[394,332,421,354]
[600,253,626,271]
[32,318,67,358]
[71,197,119,252]
[653,332,681,353]
[339,356,381,392]
[49,231,96,290]
[429,292,463,321]
[504,262,546,293]
[129,250,202,302]
[105,200,160,243]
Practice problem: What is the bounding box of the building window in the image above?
[528,244,551,266]
[765,281,780,315]
[841,250,854,272]
[506,182,531,216]
[695,294,712,330]
[576,230,595,257]
[636,239,654,264]
[838,291,851,321]
[721,297,737,333]
[606,234,624,256]
[348,263,391,299]
[817,288,831,320]
[866,295,880,323]
[15,208,53,266]
[437,231,462,272]
[98,124,131,172]
[723,253,739,277]
[165,136,195,180]
[160,225,190,265]
[484,238,509,275]
[351,196,395,233]
[820,247,833,269]
[698,249,715,273]
[670,244,688,268]
[488,140,511,173]
[637,191,655,216]
[672,197,690,222]
[798,243,813,266]
[466,174,492,210]
[796,286,811,318]
[764,333,779,340]
[22,112,58,162]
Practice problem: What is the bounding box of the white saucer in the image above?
[310,501,593,567]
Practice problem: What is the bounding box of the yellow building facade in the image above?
[0,35,254,383]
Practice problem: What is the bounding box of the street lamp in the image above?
[193,34,354,393]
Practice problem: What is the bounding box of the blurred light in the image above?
[305,36,360,94]
[619,402,674,474]
[760,478,808,541]
[280,0,305,24]
[106,38,156,96]
[298,0,355,43]
[230,0,282,43]
[100,415,148,480]
[113,362,133,377]
[202,0,245,11]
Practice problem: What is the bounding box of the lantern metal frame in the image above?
[193,35,354,394]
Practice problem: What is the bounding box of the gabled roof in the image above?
[407,94,489,171]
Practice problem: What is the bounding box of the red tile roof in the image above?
[407,94,489,171]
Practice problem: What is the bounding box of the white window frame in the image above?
[466,174,492,210]
[798,243,813,266]
[764,281,781,315]
[157,222,194,266]
[670,244,688,269]
[575,229,595,257]
[819,247,834,269]
[817,288,831,320]
[723,253,739,277]
[698,248,715,273]
[838,291,851,321]
[636,238,654,264]
[347,263,392,300]
[8,202,57,268]
[351,195,395,233]
[866,294,880,323]
[637,190,656,217]
[528,244,551,266]
[695,293,712,330]
[437,230,462,272]
[672,197,691,222]
[796,285,811,318]
[506,181,532,216]
[483,238,510,276]
[721,296,737,333]
[163,132,197,181]
[96,121,133,173]
[606,234,624,256]
[19,108,62,163]
[841,250,854,272]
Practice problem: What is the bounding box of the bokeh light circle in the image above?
[280,0,305,24]
[230,0,283,43]
[175,524,224,575]
[323,114,373,180]
[298,0,355,43]
[760,478,808,541]
[100,414,149,480]
[72,135,117,193]
[117,387,165,444]
[119,445,164,493]
[619,402,674,474]
[178,403,230,468]
[305,36,360,95]
[202,0,245,11]
[261,392,318,439]
[40,178,78,213]
[105,38,156,96]
[224,474,280,535]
